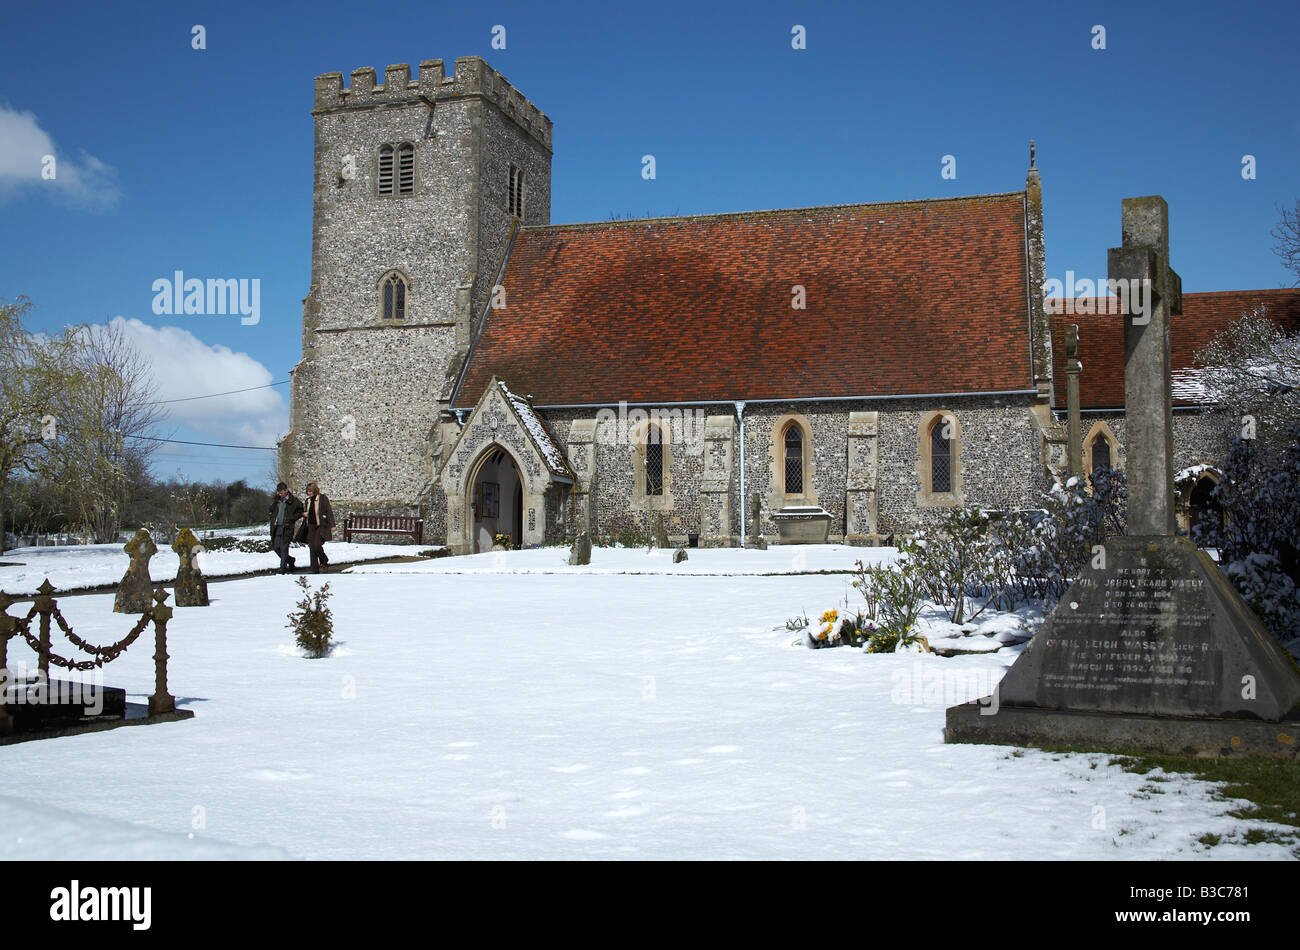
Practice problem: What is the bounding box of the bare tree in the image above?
[42,321,167,542]
[1181,306,1300,442]
[1273,199,1300,286]
[169,469,215,530]
[0,297,83,554]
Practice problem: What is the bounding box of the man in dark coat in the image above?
[269,482,304,574]
[303,480,334,574]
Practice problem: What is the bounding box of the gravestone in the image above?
[568,532,591,566]
[568,495,592,566]
[113,529,157,613]
[171,528,209,607]
[947,196,1300,757]
[673,547,688,563]
[650,512,670,550]
[747,492,766,549]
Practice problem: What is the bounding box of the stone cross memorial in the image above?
[948,196,1300,757]
[113,529,158,614]
[171,528,210,607]
[568,483,592,566]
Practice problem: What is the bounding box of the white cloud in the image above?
[104,317,288,449]
[0,104,121,211]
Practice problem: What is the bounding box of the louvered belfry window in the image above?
[784,426,804,495]
[508,164,524,217]
[382,272,407,321]
[931,420,952,493]
[645,426,664,496]
[377,145,395,196]
[397,144,415,194]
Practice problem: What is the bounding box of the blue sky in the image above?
[1,0,1296,485]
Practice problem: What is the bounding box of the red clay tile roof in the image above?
[454,194,1035,408]
[1050,289,1300,409]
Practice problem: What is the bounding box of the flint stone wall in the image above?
[520,395,1046,546]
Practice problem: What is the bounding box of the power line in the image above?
[127,434,278,451]
[151,454,273,465]
[143,380,289,405]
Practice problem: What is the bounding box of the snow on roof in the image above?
[1171,368,1212,403]
[1175,463,1219,483]
[498,380,575,479]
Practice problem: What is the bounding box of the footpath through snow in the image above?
[0,538,423,597]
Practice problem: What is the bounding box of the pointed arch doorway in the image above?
[1188,473,1222,540]
[469,446,525,552]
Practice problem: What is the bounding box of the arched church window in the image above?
[784,425,804,495]
[644,424,664,496]
[1091,436,1112,474]
[377,145,394,196]
[929,418,953,494]
[381,271,408,321]
[1084,423,1120,478]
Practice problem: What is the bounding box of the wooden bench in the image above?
[342,514,424,545]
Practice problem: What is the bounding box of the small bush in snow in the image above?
[1088,465,1128,537]
[1003,471,1124,607]
[287,576,334,658]
[847,556,930,654]
[1225,554,1300,642]
[201,535,274,554]
[905,508,1015,625]
[851,557,926,645]
[1193,424,1300,642]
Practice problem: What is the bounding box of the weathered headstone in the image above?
[171,528,209,607]
[568,532,591,566]
[747,492,767,549]
[673,547,688,563]
[650,512,670,550]
[113,529,157,613]
[569,489,593,566]
[948,196,1300,757]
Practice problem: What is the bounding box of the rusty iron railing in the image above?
[0,579,176,736]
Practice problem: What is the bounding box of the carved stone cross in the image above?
[1107,196,1182,536]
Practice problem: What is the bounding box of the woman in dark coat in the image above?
[303,481,334,573]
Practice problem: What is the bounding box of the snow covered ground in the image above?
[0,537,424,596]
[0,544,1292,860]
[349,542,897,575]
[352,544,1039,653]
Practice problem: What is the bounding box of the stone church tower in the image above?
[279,58,552,508]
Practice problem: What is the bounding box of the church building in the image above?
[278,57,1299,553]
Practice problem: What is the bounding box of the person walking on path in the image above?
[304,481,334,574]
[269,482,304,574]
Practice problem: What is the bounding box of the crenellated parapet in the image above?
[313,56,552,150]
